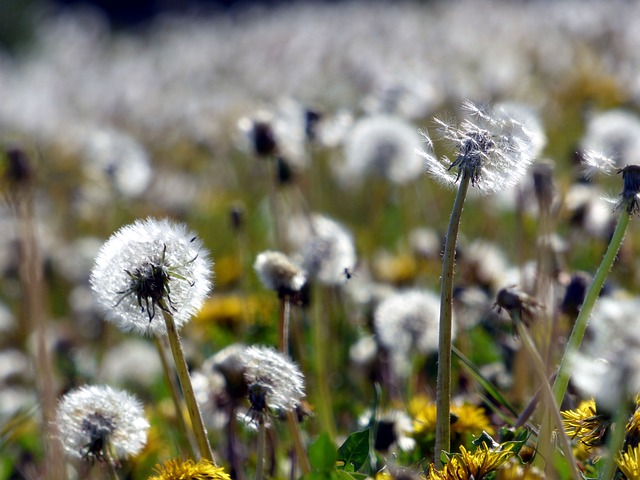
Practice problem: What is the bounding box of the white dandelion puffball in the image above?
[287,213,356,286]
[339,114,424,185]
[90,218,212,336]
[419,101,537,195]
[254,250,306,295]
[56,385,149,460]
[241,345,305,414]
[374,289,446,356]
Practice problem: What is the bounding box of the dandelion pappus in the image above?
[79,414,114,464]
[114,242,197,324]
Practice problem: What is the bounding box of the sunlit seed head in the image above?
[419,101,537,195]
[56,385,149,461]
[581,109,640,170]
[374,290,446,378]
[241,345,305,416]
[287,213,356,286]
[90,218,212,337]
[254,250,306,297]
[338,114,424,186]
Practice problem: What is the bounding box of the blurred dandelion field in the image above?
[4,0,640,479]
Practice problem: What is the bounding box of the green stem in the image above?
[514,317,580,480]
[153,336,197,457]
[552,210,630,406]
[312,287,336,440]
[279,296,291,356]
[162,312,215,462]
[286,410,311,474]
[256,419,266,480]
[435,174,470,468]
[601,401,630,480]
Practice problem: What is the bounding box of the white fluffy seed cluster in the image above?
[374,290,449,378]
[253,250,306,295]
[56,385,149,460]
[241,346,305,414]
[419,101,539,195]
[287,214,356,286]
[338,114,424,186]
[90,218,212,336]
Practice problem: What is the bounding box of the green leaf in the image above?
[337,429,370,472]
[309,432,338,472]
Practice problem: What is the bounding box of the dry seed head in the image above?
[56,385,149,461]
[254,250,306,296]
[90,218,212,336]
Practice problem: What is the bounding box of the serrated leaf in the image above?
[337,429,370,472]
[309,432,338,472]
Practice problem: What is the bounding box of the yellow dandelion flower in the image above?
[617,444,640,480]
[561,399,609,447]
[496,458,545,480]
[625,399,640,448]
[411,396,494,437]
[428,444,514,480]
[149,458,231,480]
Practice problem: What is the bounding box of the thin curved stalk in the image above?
[513,316,580,480]
[163,311,215,462]
[600,401,631,480]
[435,173,470,467]
[553,210,631,406]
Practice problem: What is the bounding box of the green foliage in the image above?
[337,429,370,473]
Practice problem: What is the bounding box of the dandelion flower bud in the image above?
[90,218,212,336]
[618,164,640,215]
[56,385,149,461]
[241,346,305,417]
[254,250,306,297]
[418,101,537,194]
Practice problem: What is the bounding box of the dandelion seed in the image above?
[338,114,424,186]
[56,385,149,461]
[254,250,306,297]
[418,101,536,194]
[90,218,212,336]
[374,290,446,378]
[240,346,305,420]
[580,109,640,170]
[149,458,231,480]
[287,213,356,286]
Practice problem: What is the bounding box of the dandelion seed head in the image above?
[90,218,212,336]
[374,290,447,378]
[254,250,306,296]
[241,346,305,415]
[581,109,640,169]
[56,385,149,461]
[338,114,423,186]
[287,214,356,286]
[420,101,536,194]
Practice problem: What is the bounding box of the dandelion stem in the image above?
[162,311,215,462]
[256,418,266,480]
[14,198,65,480]
[435,173,470,468]
[311,287,336,440]
[552,210,631,406]
[286,410,311,474]
[513,315,580,480]
[153,336,197,457]
[279,296,291,355]
[600,400,631,480]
